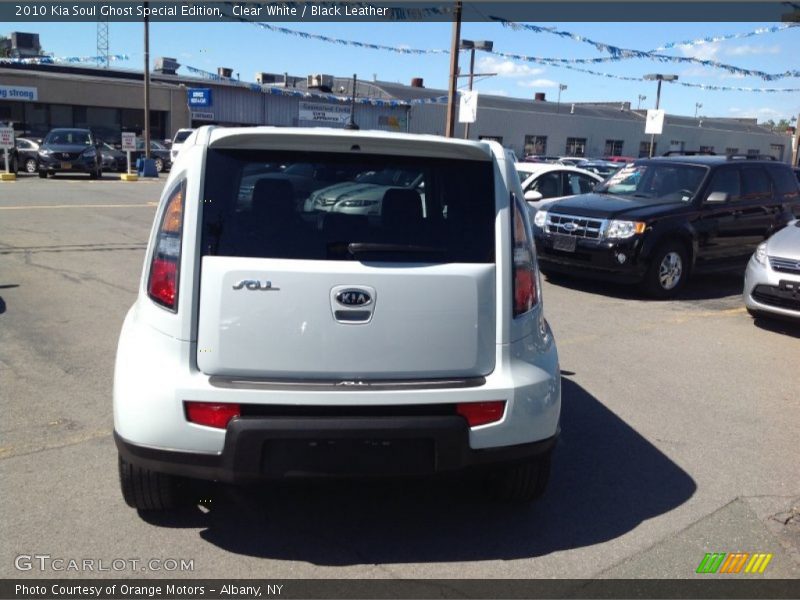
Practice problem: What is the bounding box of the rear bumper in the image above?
[115,421,557,483]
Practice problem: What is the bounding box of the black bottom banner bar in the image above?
[2,579,800,600]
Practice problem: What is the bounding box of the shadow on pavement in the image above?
[751,314,800,339]
[141,378,696,564]
[544,270,744,302]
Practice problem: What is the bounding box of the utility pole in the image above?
[143,1,151,159]
[344,73,359,130]
[445,0,462,138]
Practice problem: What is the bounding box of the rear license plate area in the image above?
[552,234,577,253]
[262,438,435,476]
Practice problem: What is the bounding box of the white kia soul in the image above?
[114,126,561,510]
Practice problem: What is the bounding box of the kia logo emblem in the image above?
[335,289,372,307]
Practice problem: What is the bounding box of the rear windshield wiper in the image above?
[347,243,447,256]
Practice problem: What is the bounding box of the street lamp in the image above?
[556,83,567,114]
[344,73,360,130]
[695,102,703,118]
[460,39,493,139]
[637,94,647,110]
[644,73,678,157]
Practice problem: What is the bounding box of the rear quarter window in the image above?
[200,149,496,263]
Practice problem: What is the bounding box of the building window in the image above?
[565,137,587,157]
[725,147,739,156]
[669,140,685,152]
[747,148,760,156]
[769,144,784,161]
[700,145,715,154]
[524,135,547,156]
[639,141,656,157]
[604,140,624,156]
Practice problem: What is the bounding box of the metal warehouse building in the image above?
[0,60,793,164]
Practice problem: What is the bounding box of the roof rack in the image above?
[725,154,777,161]
[661,150,717,156]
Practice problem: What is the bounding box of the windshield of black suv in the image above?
[45,130,92,146]
[596,162,708,202]
[201,149,495,263]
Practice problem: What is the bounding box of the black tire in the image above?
[118,456,184,510]
[642,242,689,299]
[38,170,47,179]
[25,158,37,174]
[486,453,552,503]
[154,158,164,173]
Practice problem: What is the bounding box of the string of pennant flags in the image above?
[0,54,129,65]
[490,19,800,80]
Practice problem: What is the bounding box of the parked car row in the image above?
[6,129,178,177]
[519,153,800,321]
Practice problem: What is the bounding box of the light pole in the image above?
[556,83,567,114]
[460,39,493,139]
[344,73,359,130]
[637,94,647,110]
[143,1,150,160]
[445,0,463,138]
[644,73,678,157]
[695,102,703,118]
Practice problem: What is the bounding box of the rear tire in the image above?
[118,456,184,510]
[25,158,37,174]
[642,242,688,299]
[486,453,552,503]
[154,158,164,173]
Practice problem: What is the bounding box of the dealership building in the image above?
[0,53,794,164]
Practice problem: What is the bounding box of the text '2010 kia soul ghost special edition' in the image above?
[113,127,561,509]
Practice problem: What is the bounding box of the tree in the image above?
[760,118,792,132]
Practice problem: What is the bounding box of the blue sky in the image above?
[13,20,800,123]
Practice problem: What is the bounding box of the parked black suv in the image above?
[37,128,102,178]
[532,156,800,297]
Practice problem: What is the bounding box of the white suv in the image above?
[114,127,561,509]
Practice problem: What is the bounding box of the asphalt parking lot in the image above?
[0,174,798,581]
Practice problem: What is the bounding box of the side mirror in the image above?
[705,191,728,203]
[524,190,544,202]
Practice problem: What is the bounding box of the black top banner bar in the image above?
[3,579,800,600]
[2,1,799,22]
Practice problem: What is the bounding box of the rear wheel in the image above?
[25,158,37,174]
[154,158,164,173]
[486,453,552,503]
[118,456,185,510]
[642,242,688,299]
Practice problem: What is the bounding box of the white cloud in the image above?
[727,106,784,120]
[476,56,544,78]
[517,79,559,89]
[679,42,721,61]
[725,44,780,57]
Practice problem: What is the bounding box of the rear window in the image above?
[173,130,193,144]
[201,149,495,263]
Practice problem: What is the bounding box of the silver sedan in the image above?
[743,220,800,321]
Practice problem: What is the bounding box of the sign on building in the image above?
[187,88,213,107]
[0,85,38,102]
[645,109,665,135]
[190,111,215,121]
[298,102,351,125]
[459,91,478,124]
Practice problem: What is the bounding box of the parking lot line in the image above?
[0,202,158,210]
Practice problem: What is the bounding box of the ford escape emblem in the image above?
[562,222,578,232]
[335,289,372,307]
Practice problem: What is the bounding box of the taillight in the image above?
[148,181,185,310]
[512,194,538,317]
[457,401,506,427]
[185,401,240,429]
